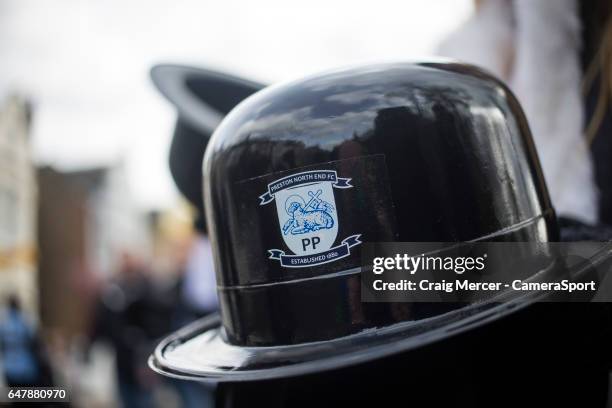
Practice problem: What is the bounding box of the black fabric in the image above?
[584,79,612,226]
[559,217,612,241]
[581,1,612,226]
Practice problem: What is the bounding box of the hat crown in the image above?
[204,62,557,346]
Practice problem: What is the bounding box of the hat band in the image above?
[217,211,557,347]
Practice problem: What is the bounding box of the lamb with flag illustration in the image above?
[259,169,361,268]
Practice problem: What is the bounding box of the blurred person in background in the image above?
[162,233,216,408]
[438,0,612,239]
[170,232,218,331]
[0,295,53,388]
[90,252,167,408]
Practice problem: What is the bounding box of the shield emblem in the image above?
[275,181,339,256]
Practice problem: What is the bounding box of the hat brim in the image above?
[150,64,265,133]
[149,242,612,382]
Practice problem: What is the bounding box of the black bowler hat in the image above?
[150,64,264,232]
[150,61,612,382]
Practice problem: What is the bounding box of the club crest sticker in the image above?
[259,170,362,268]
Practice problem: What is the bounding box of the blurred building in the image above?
[0,95,38,316]
[38,162,151,339]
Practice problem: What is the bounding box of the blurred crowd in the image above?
[1,239,216,407]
